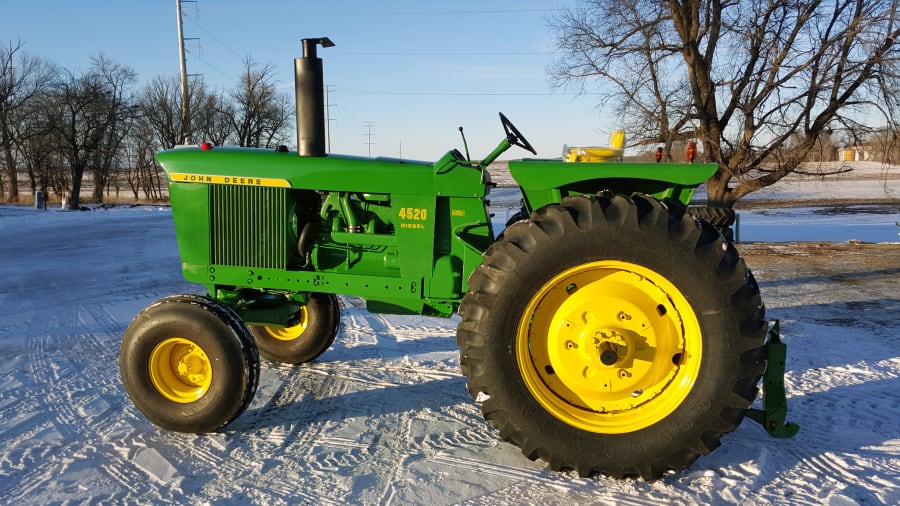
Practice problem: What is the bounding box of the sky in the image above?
[0,0,618,161]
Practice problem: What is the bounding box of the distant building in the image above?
[838,145,873,161]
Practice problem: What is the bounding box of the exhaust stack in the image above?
[295,37,334,157]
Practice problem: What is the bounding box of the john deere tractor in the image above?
[119,38,795,480]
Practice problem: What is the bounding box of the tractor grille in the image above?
[209,185,288,269]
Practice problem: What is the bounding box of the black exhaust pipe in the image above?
[295,37,334,157]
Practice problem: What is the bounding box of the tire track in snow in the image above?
[127,368,359,501]
[100,458,142,495]
[429,454,551,481]
[9,308,111,501]
[0,418,63,500]
[357,410,416,505]
[413,426,498,453]
[95,442,185,503]
[7,301,181,503]
[267,295,516,504]
[304,360,463,387]
[216,363,367,502]
[48,304,122,437]
[303,436,369,474]
[242,320,470,505]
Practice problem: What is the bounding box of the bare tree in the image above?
[196,91,234,146]
[0,40,53,202]
[86,55,137,203]
[39,56,137,209]
[226,57,292,148]
[17,115,59,197]
[867,127,900,163]
[122,118,165,201]
[46,68,114,209]
[550,0,900,207]
[139,76,182,150]
[140,75,212,149]
[139,60,292,153]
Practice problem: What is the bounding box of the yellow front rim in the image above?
[149,337,213,403]
[516,260,702,434]
[263,306,309,341]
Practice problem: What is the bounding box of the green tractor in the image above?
[119,38,796,480]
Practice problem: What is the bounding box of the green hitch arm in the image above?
[747,320,800,438]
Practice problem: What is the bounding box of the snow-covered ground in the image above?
[1,170,898,504]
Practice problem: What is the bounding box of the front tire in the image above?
[248,293,340,364]
[457,193,766,480]
[119,294,260,433]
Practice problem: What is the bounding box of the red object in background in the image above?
[655,147,664,163]
[200,142,213,151]
[685,141,697,163]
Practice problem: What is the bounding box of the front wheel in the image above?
[248,293,340,364]
[457,193,767,480]
[119,294,260,433]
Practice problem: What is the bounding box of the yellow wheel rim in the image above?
[263,306,309,341]
[516,260,702,434]
[149,337,213,403]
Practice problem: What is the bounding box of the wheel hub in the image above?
[172,346,210,386]
[517,261,703,433]
[598,340,621,366]
[149,337,213,403]
[264,306,309,341]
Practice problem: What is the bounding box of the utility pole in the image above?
[363,122,375,157]
[176,0,197,145]
[325,84,336,153]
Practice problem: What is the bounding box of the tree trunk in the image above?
[68,161,85,210]
[705,170,736,209]
[0,115,18,202]
[2,156,16,202]
[91,167,106,203]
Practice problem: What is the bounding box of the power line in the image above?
[341,90,601,97]
[201,7,556,16]
[360,8,554,14]
[192,56,235,82]
[192,19,245,61]
[332,50,554,56]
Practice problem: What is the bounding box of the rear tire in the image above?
[504,207,528,229]
[248,293,340,364]
[689,206,736,241]
[119,294,260,433]
[457,193,766,480]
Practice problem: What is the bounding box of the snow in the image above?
[1,167,899,504]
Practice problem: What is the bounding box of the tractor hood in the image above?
[155,146,488,198]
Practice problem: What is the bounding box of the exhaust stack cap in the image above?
[295,37,334,157]
[302,37,334,58]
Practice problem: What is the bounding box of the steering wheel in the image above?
[499,113,537,155]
